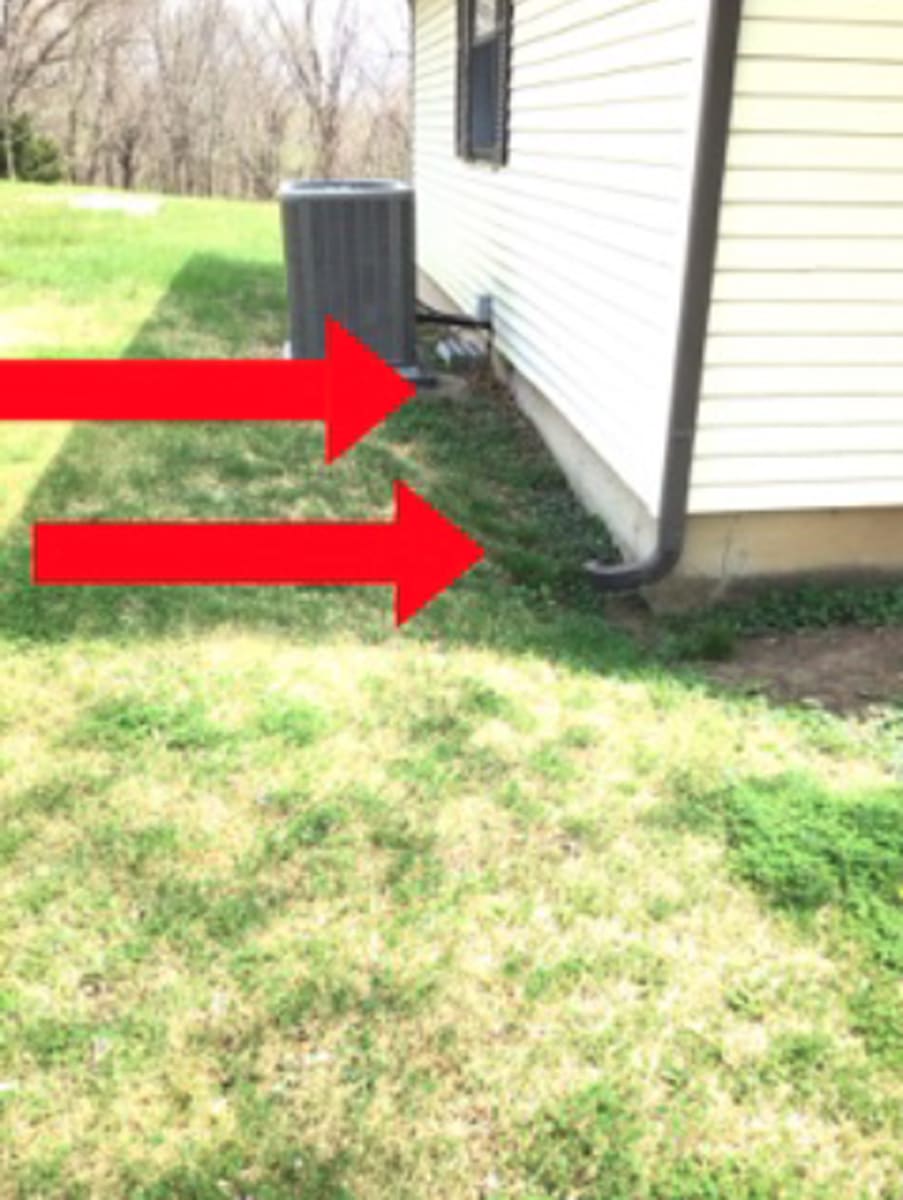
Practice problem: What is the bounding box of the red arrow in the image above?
[32,482,484,625]
[0,319,415,463]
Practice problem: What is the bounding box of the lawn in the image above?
[1,181,902,1200]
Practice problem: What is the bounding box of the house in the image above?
[411,0,903,600]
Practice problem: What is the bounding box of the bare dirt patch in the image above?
[703,626,903,714]
[606,597,903,715]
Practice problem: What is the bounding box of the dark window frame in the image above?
[456,0,512,166]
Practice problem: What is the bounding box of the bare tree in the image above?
[147,0,226,193]
[4,0,411,196]
[231,20,295,198]
[266,0,361,180]
[0,0,109,177]
[99,41,151,189]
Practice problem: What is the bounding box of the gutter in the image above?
[586,0,744,592]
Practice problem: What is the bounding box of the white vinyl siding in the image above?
[414,0,708,516]
[691,0,903,515]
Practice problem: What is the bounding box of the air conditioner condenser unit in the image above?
[280,179,418,376]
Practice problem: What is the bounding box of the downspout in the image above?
[586,0,744,592]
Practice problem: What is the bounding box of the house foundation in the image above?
[418,271,903,609]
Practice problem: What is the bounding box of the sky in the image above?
[240,0,410,80]
[359,0,410,79]
[360,0,409,51]
[247,0,410,59]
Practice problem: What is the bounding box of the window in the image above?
[457,0,512,165]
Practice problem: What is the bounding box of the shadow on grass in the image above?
[22,1141,352,1200]
[0,252,639,674]
[125,253,288,359]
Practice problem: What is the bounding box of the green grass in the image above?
[1,180,902,1198]
[662,772,903,968]
[0,184,283,359]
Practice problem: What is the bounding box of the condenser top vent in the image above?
[279,180,410,197]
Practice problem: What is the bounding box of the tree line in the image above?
[0,0,410,197]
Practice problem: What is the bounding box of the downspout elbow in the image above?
[585,542,682,593]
